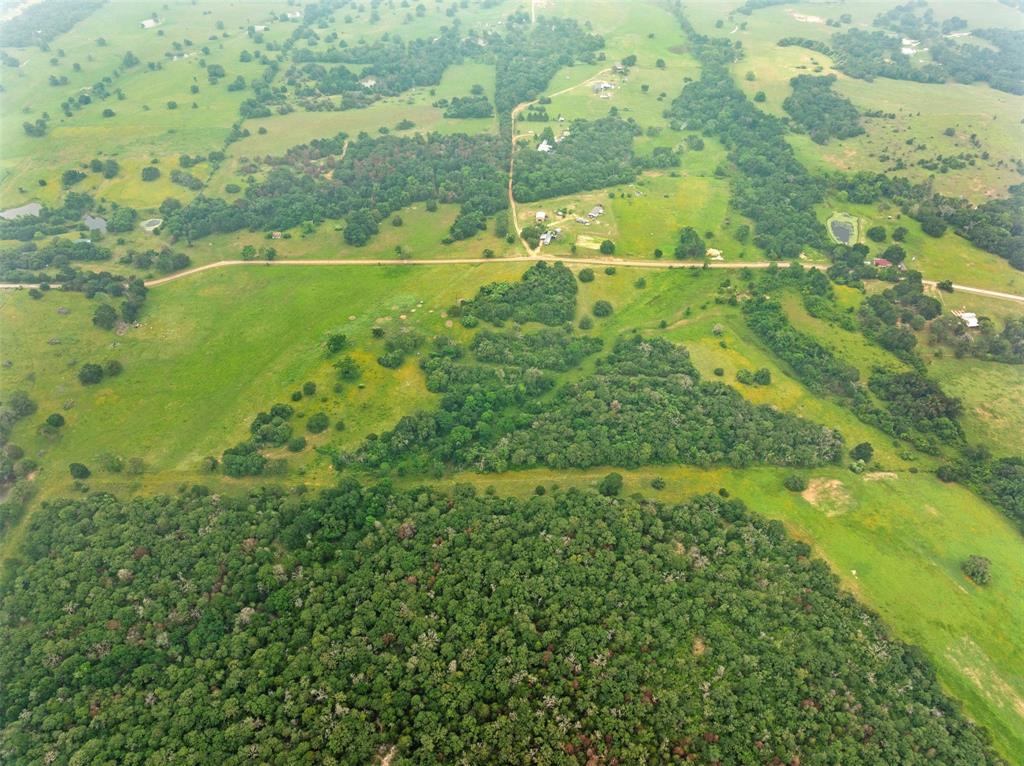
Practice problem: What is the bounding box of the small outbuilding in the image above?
[952,310,979,328]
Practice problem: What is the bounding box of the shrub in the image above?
[783,475,807,492]
[69,462,91,479]
[961,555,991,585]
[306,412,329,434]
[866,226,886,242]
[141,166,161,182]
[326,333,347,354]
[599,239,615,254]
[578,268,595,283]
[45,413,65,428]
[598,472,623,497]
[593,300,613,317]
[78,363,104,385]
[104,360,123,377]
[650,477,666,490]
[302,381,317,396]
[604,266,616,275]
[850,441,874,462]
[290,391,303,402]
[579,316,593,330]
[287,436,307,452]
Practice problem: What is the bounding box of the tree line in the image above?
[666,14,828,259]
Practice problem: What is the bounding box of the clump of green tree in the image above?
[449,261,577,326]
[961,554,992,585]
[166,132,508,246]
[471,328,602,371]
[782,74,864,144]
[377,329,425,368]
[442,94,494,119]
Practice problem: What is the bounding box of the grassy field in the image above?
[928,355,1024,456]
[682,0,1024,202]
[0,263,530,507]
[0,0,296,209]
[149,202,518,270]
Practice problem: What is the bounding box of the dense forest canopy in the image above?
[0,485,999,765]
[0,0,104,48]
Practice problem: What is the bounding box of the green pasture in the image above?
[0,263,527,503]
[929,355,1024,456]
[0,0,294,209]
[680,0,1024,202]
